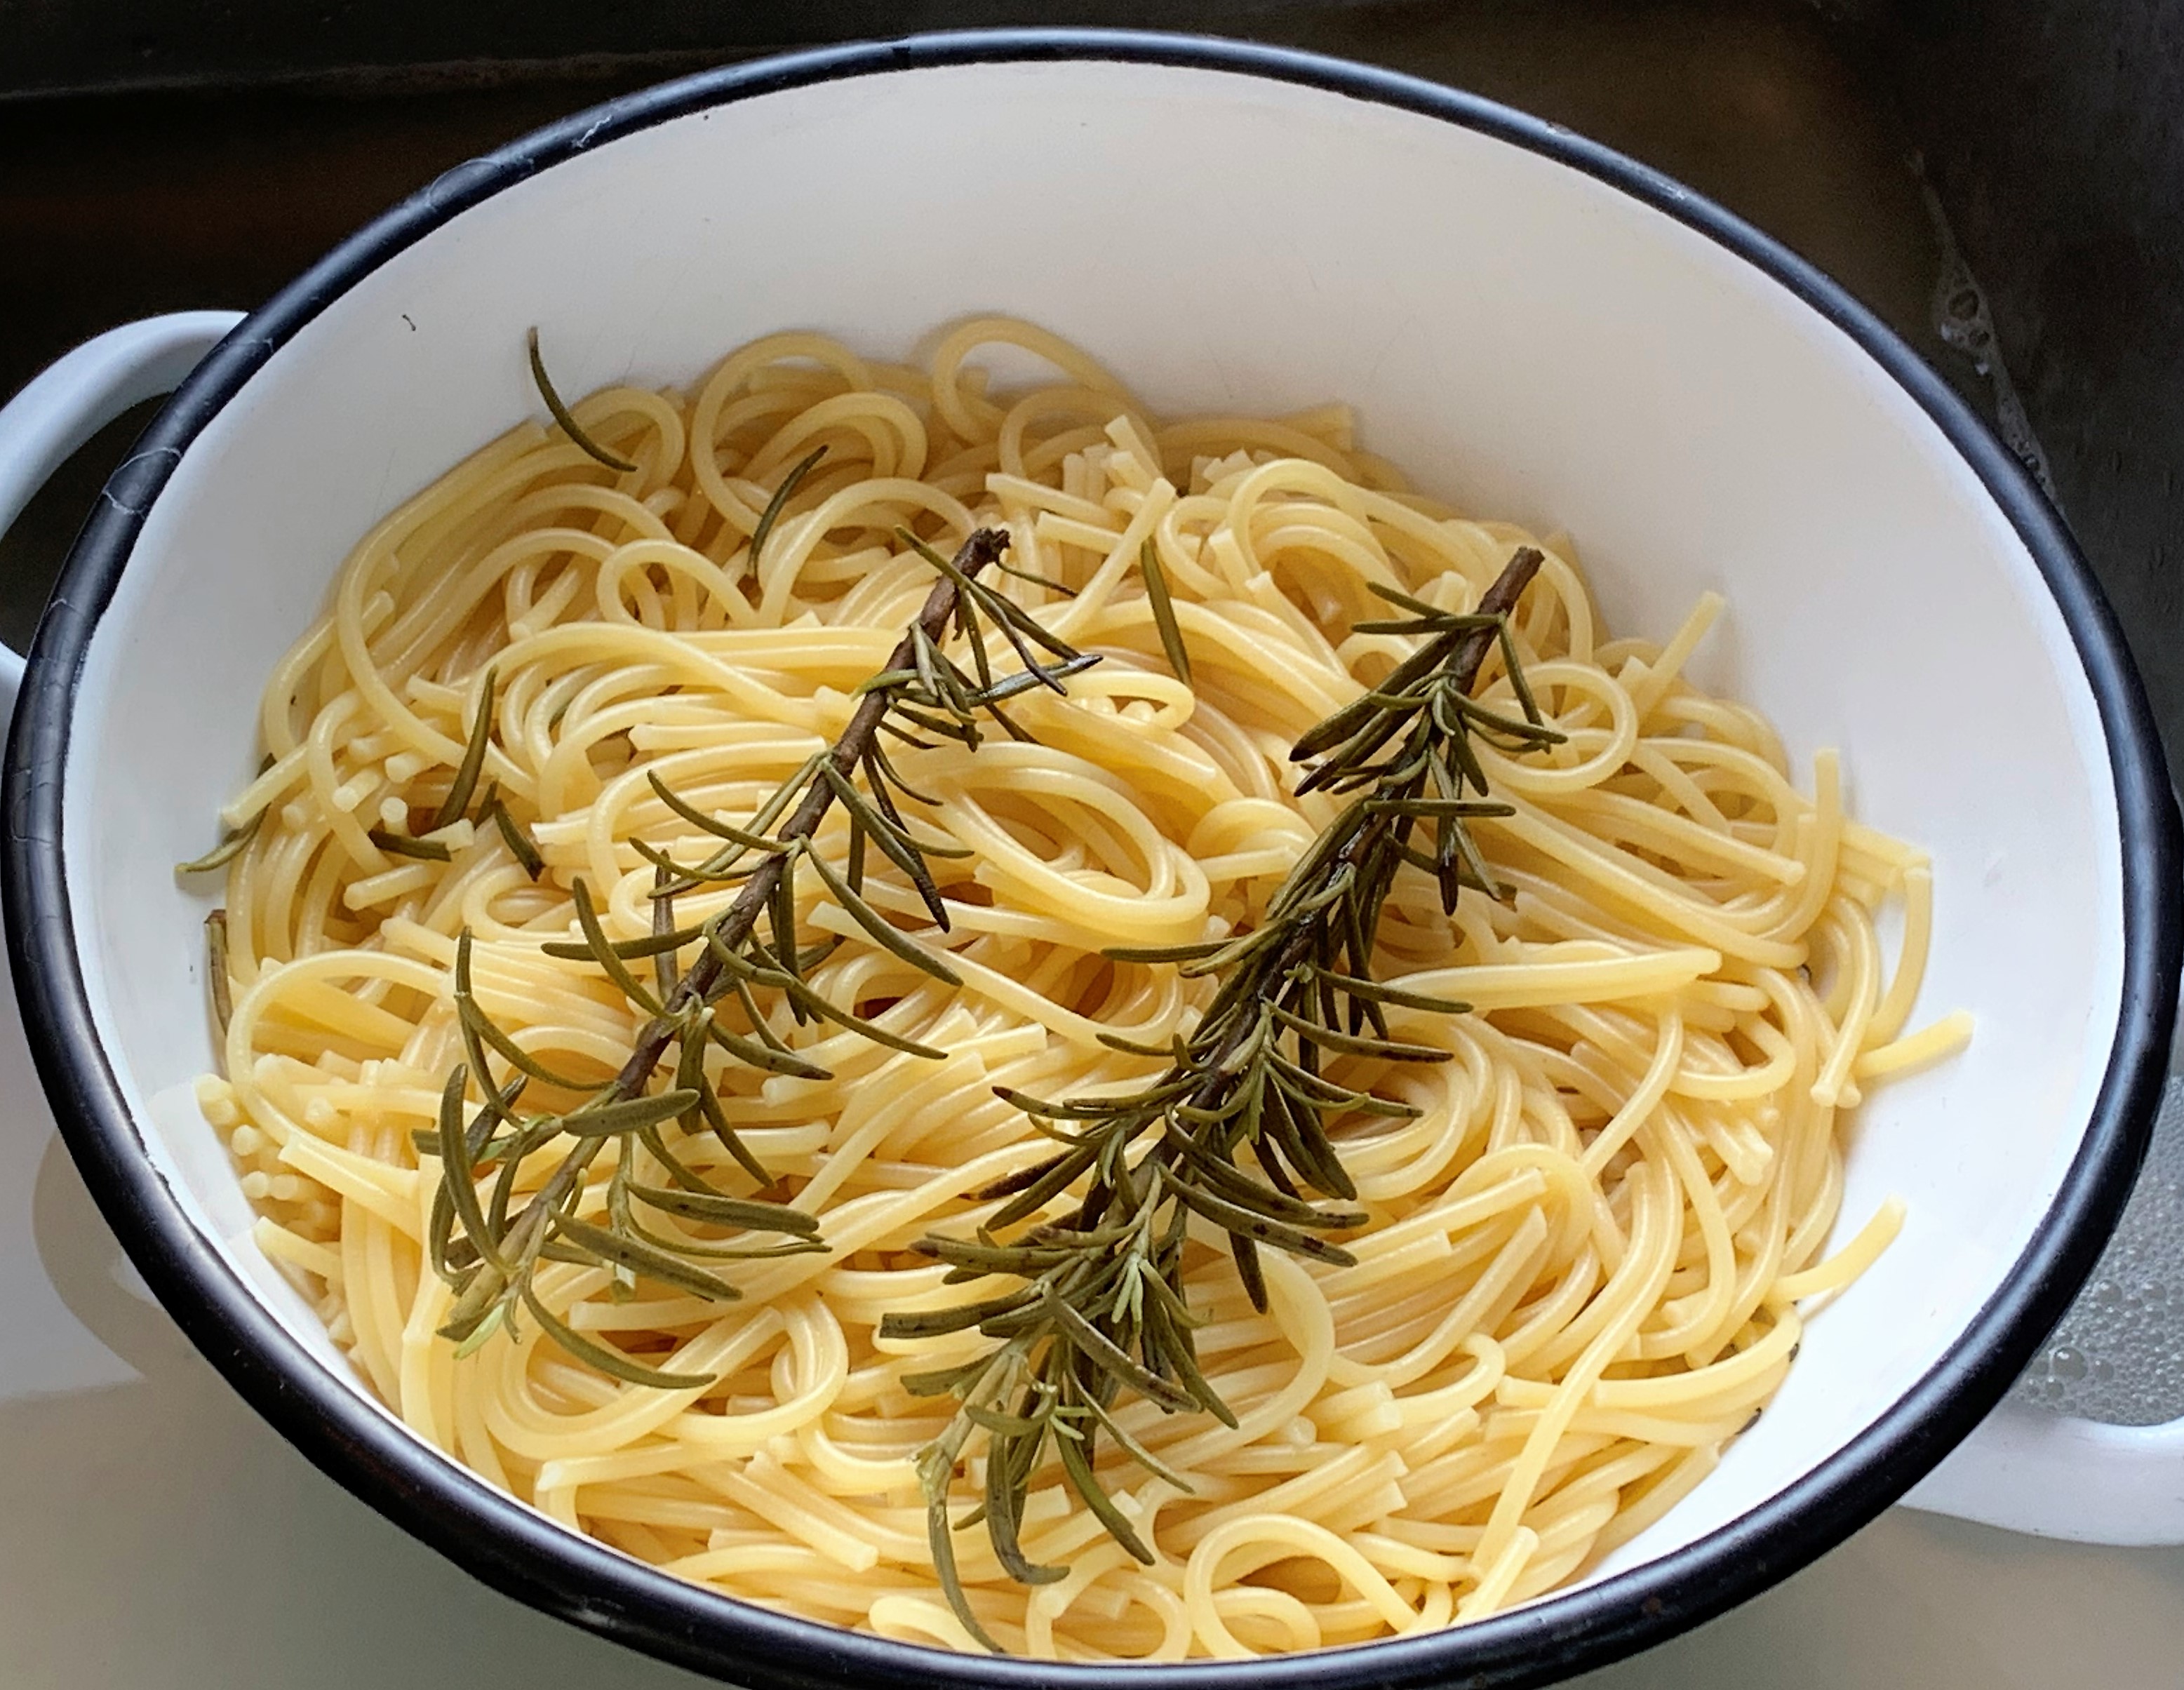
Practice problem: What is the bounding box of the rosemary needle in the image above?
[528,326,638,473]
[749,444,829,570]
[368,828,452,862]
[176,753,276,875]
[175,809,263,875]
[429,669,497,831]
[1139,538,1192,683]
[205,909,232,1032]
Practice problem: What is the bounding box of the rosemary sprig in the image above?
[883,548,1559,1646]
[422,527,1103,1384]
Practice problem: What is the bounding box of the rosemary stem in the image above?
[899,544,1548,1626]
[599,528,1010,1106]
[1010,547,1548,1198]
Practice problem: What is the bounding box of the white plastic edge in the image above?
[0,311,246,716]
[1906,1402,2184,1543]
[1907,1065,2184,1543]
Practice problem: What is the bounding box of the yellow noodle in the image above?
[1769,1196,1908,1303]
[198,318,1959,1659]
[1854,1009,1975,1081]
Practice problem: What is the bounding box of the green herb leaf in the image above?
[177,805,265,875]
[528,326,638,473]
[559,1089,703,1137]
[485,798,546,879]
[1054,1415,1156,1565]
[520,1282,715,1390]
[368,827,452,862]
[1138,538,1193,684]
[749,444,828,571]
[570,878,665,1015]
[806,845,962,985]
[204,909,232,1032]
[430,669,497,831]
[540,922,710,963]
[627,1180,819,1235]
[551,1210,743,1301]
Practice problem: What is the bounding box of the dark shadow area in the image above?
[1882,0,2184,766]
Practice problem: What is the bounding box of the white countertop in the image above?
[8,1097,2184,1690]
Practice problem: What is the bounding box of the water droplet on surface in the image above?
[2011,1075,2184,1425]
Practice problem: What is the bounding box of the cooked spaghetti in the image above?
[192,317,1965,1659]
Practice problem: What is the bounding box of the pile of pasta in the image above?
[195,318,1964,1658]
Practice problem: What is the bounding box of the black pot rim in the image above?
[5,27,2178,1690]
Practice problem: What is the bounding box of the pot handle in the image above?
[1903,1067,2184,1545]
[0,311,248,720]
[1906,1398,2184,1545]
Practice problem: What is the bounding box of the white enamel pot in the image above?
[1,30,2177,1690]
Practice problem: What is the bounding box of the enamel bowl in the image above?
[1,30,2175,1690]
